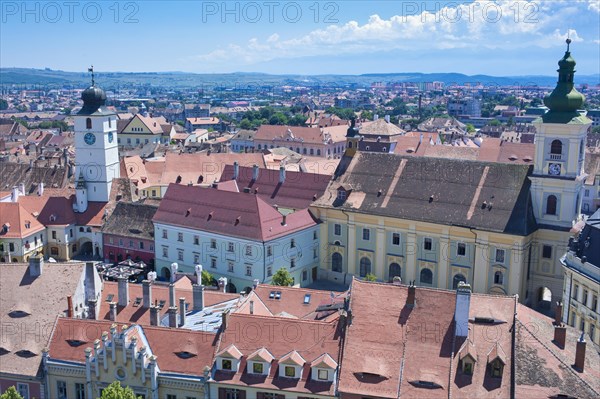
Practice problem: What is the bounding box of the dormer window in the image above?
[284,366,296,378]
[490,359,504,377]
[253,362,264,374]
[215,344,243,372]
[487,343,506,378]
[279,350,305,379]
[318,369,329,380]
[337,189,346,201]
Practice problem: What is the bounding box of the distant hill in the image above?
[1,67,598,88]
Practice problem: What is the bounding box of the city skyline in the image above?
[1,0,599,76]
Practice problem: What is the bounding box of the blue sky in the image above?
[1,0,599,76]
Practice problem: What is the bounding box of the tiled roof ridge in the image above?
[515,318,599,397]
[394,153,533,169]
[257,284,347,296]
[228,312,337,326]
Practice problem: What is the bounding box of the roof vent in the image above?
[207,212,213,221]
[377,189,382,197]
[429,195,434,203]
[185,208,191,217]
[508,154,518,161]
[235,216,241,226]
[243,187,251,193]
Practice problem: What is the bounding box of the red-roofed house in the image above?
[153,183,320,293]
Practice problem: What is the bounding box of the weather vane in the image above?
[88,65,95,86]
[566,31,571,52]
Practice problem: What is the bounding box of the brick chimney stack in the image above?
[118,276,129,307]
[406,281,416,308]
[179,297,187,327]
[574,332,587,372]
[142,280,152,309]
[554,301,563,325]
[149,305,159,326]
[109,302,117,321]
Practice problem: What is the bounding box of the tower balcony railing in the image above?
[549,153,562,160]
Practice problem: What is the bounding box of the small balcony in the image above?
[549,153,562,161]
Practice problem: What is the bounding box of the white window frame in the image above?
[334,223,342,236]
[17,383,30,399]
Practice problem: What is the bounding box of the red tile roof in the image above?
[214,313,341,395]
[0,202,45,238]
[153,184,318,241]
[97,281,238,325]
[48,318,217,375]
[219,165,331,210]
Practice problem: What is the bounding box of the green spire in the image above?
[543,38,585,114]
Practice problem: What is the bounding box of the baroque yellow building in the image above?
[311,41,592,312]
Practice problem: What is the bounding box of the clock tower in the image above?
[530,40,591,229]
[74,67,120,211]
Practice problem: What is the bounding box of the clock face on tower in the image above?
[84,132,96,145]
[108,132,114,143]
[548,163,561,176]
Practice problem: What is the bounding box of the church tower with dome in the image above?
[73,66,120,211]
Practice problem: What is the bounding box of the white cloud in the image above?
[183,0,597,69]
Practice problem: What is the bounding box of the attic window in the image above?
[275,291,281,300]
[133,297,142,307]
[337,189,346,201]
[158,300,166,309]
[15,350,37,358]
[67,339,86,347]
[409,380,443,389]
[0,348,9,356]
[303,294,311,304]
[105,294,114,302]
[508,154,518,161]
[175,351,197,359]
[8,310,30,318]
[473,317,505,325]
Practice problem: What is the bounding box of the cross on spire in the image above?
[88,65,95,86]
[566,37,571,52]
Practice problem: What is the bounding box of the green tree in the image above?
[239,119,252,130]
[364,273,377,282]
[98,381,140,399]
[489,119,501,126]
[0,387,24,399]
[201,269,214,286]
[288,114,307,126]
[360,110,373,120]
[0,99,8,111]
[271,268,294,286]
[465,123,475,133]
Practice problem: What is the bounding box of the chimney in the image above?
[554,301,563,325]
[109,302,117,321]
[252,164,259,181]
[29,256,44,277]
[179,297,187,327]
[169,283,176,308]
[574,333,587,371]
[67,295,74,318]
[281,214,287,226]
[374,114,379,121]
[11,186,19,202]
[454,282,471,338]
[233,161,239,180]
[85,262,99,303]
[168,306,178,328]
[279,166,286,184]
[29,159,33,169]
[38,182,44,196]
[170,262,178,283]
[407,282,416,307]
[218,277,228,293]
[221,309,230,330]
[142,280,152,308]
[149,305,159,326]
[253,279,259,290]
[553,324,567,349]
[193,284,205,311]
[250,300,254,315]
[385,115,390,123]
[18,183,25,195]
[118,277,129,307]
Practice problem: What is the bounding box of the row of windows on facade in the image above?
[332,224,555,261]
[56,380,197,399]
[119,137,166,145]
[255,143,345,156]
[161,230,317,250]
[107,236,154,251]
[218,357,330,380]
[329,253,506,287]
[569,311,598,343]
[572,284,599,313]
[160,247,316,277]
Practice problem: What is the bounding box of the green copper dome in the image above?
[543,39,585,113]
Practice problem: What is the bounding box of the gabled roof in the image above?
[312,353,338,369]
[0,202,45,238]
[279,350,306,366]
[458,340,477,362]
[153,184,318,241]
[487,342,506,365]
[248,347,275,363]
[255,125,347,145]
[216,344,243,359]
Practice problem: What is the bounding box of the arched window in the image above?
[453,274,466,289]
[162,267,171,281]
[296,148,300,153]
[546,195,557,215]
[310,149,314,155]
[359,257,371,277]
[389,263,401,281]
[550,139,562,155]
[348,141,353,149]
[257,144,262,150]
[317,149,321,156]
[303,148,307,155]
[420,268,433,285]
[86,118,92,129]
[494,271,504,285]
[332,253,343,273]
